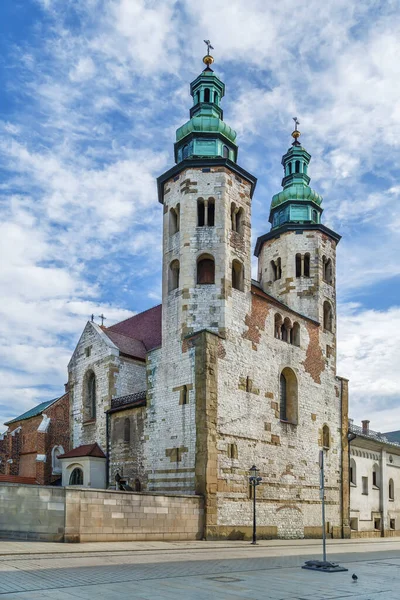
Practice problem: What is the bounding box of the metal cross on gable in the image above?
[98,313,106,326]
[204,39,214,55]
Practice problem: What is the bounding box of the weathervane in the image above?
[204,39,214,55]
[292,117,301,145]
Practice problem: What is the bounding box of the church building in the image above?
[66,51,351,539]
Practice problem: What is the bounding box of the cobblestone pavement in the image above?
[0,541,399,599]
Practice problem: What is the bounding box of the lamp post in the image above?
[249,465,262,545]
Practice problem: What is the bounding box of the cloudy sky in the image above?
[0,0,399,432]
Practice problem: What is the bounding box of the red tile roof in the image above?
[58,443,106,459]
[107,304,161,352]
[104,330,147,360]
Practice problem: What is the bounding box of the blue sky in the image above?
[0,0,399,432]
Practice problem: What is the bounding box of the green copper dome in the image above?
[269,127,323,229]
[174,60,238,164]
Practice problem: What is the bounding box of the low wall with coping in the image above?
[0,484,204,542]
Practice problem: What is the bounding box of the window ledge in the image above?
[280,419,297,426]
[350,482,357,487]
[389,498,394,502]
[361,492,368,495]
[372,485,380,490]
[83,419,96,426]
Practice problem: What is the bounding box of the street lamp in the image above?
[249,464,262,545]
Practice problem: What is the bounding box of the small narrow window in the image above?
[180,385,189,405]
[280,373,287,421]
[276,257,282,280]
[304,253,310,277]
[295,254,301,278]
[214,91,218,104]
[204,88,210,102]
[223,145,229,159]
[169,207,179,235]
[350,518,358,531]
[312,209,318,223]
[86,371,96,420]
[197,256,215,284]
[362,476,368,495]
[232,260,244,291]
[182,144,189,160]
[271,260,278,281]
[374,518,381,531]
[323,257,333,284]
[134,478,141,492]
[288,162,292,175]
[280,367,298,424]
[295,160,300,173]
[207,198,215,226]
[274,314,282,339]
[168,260,180,292]
[124,417,130,443]
[246,376,252,393]
[389,479,394,500]
[350,458,356,485]
[197,199,205,226]
[322,424,330,449]
[227,443,238,459]
[390,518,395,529]
[235,208,243,235]
[323,301,333,332]
[195,91,200,104]
[292,322,300,347]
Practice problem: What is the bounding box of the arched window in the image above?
[232,260,244,291]
[304,253,310,277]
[288,162,292,175]
[295,160,300,173]
[86,371,96,420]
[271,258,281,281]
[323,257,333,284]
[182,144,189,159]
[124,417,130,443]
[69,467,83,486]
[223,145,229,159]
[195,91,200,104]
[169,207,179,235]
[274,313,283,339]
[282,317,292,343]
[134,478,141,492]
[279,368,298,424]
[389,478,394,500]
[312,209,318,223]
[350,458,356,485]
[197,198,205,226]
[207,198,215,226]
[292,322,300,347]
[372,464,380,488]
[168,260,180,292]
[197,255,215,284]
[323,301,333,332]
[204,88,210,102]
[181,385,189,405]
[214,91,218,104]
[295,254,301,278]
[52,445,64,474]
[322,424,330,449]
[235,208,243,235]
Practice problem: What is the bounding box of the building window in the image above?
[271,258,282,281]
[69,467,83,486]
[295,160,300,173]
[322,424,330,449]
[231,204,244,235]
[227,443,238,459]
[85,346,91,358]
[274,313,283,339]
[312,209,318,223]
[304,253,310,277]
[350,518,358,531]
[372,464,380,488]
[279,367,298,424]
[168,259,180,292]
[374,518,381,531]
[350,458,356,485]
[124,417,130,443]
[232,260,244,291]
[52,445,64,475]
[182,144,189,160]
[323,256,333,284]
[295,254,301,278]
[292,322,300,347]
[362,476,368,495]
[295,253,310,278]
[323,301,333,332]
[169,206,179,235]
[390,518,395,529]
[207,198,215,226]
[204,88,210,102]
[134,478,141,492]
[197,255,215,284]
[389,478,394,500]
[85,371,96,420]
[195,91,200,104]
[180,385,189,405]
[197,198,215,226]
[198,199,205,226]
[223,145,229,159]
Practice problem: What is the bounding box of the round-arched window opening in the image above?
[69,467,83,486]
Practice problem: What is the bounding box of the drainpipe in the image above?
[347,430,356,533]
[106,411,110,489]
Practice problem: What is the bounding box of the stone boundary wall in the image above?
[0,484,65,541]
[0,484,204,542]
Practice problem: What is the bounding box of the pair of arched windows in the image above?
[169,255,216,291]
[84,371,96,421]
[198,198,215,227]
[295,253,310,278]
[271,258,282,281]
[322,256,333,284]
[279,368,298,424]
[274,314,300,346]
[231,203,244,235]
[169,205,180,235]
[323,301,333,332]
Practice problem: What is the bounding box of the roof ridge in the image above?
[108,304,161,329]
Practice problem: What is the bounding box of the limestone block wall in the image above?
[64,488,204,542]
[110,406,147,488]
[69,321,146,451]
[258,230,337,325]
[0,484,65,541]
[209,290,343,539]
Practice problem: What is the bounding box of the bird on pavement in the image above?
[352,573,358,583]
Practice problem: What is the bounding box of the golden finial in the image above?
[203,39,214,67]
[291,117,301,145]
